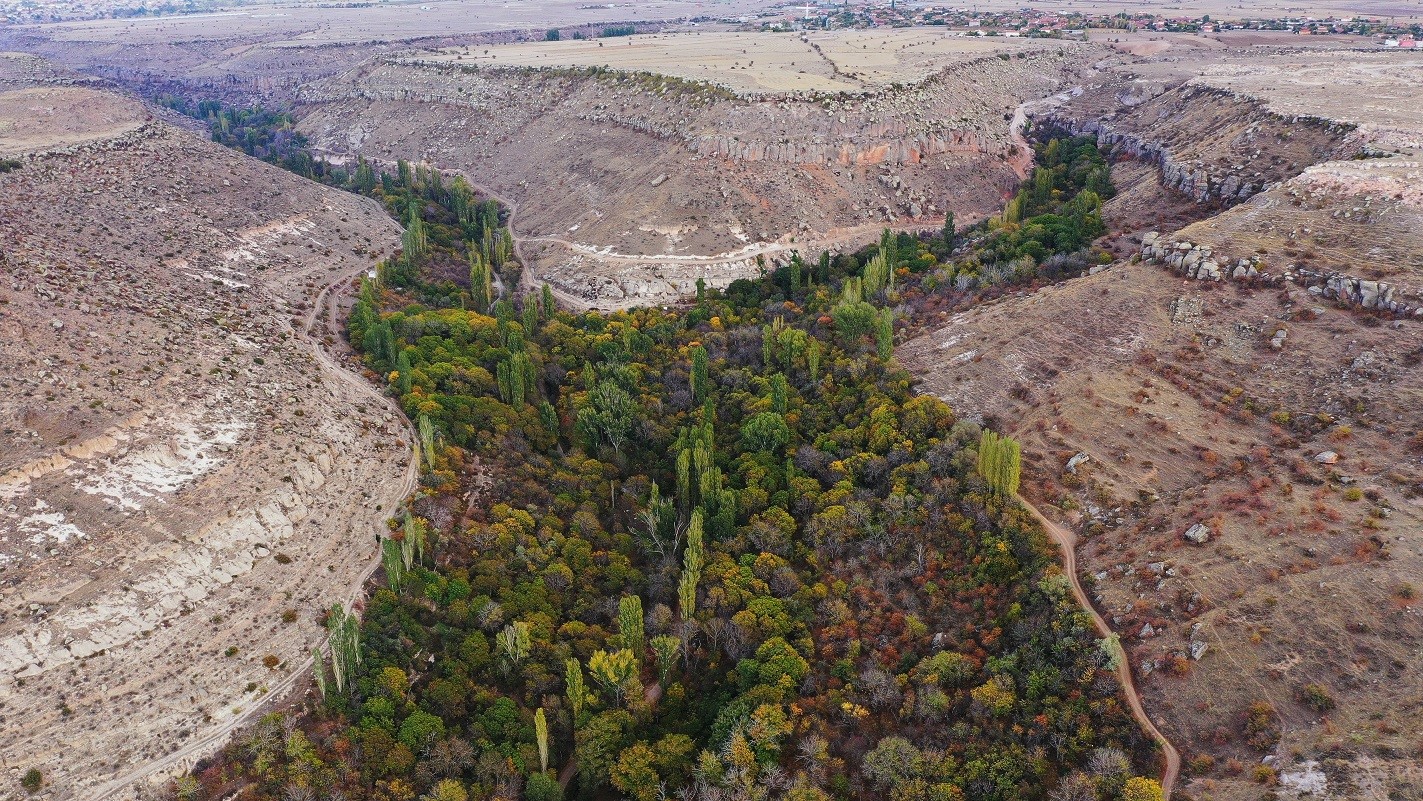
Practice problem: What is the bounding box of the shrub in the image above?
[263,654,281,669]
[281,609,298,624]
[21,769,42,793]
[1296,682,1336,713]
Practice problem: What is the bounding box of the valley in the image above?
[1,6,1421,801]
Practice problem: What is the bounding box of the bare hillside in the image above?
[900,40,1423,801]
[0,58,409,799]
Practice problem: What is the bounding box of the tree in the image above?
[588,648,639,706]
[418,413,438,470]
[942,211,955,248]
[1121,777,1165,801]
[575,710,633,793]
[875,308,895,361]
[618,595,645,659]
[863,736,925,789]
[327,603,361,693]
[382,536,405,593]
[529,768,560,801]
[650,635,680,685]
[469,251,493,313]
[398,709,446,752]
[691,345,710,403]
[526,772,562,801]
[566,658,590,721]
[499,621,532,665]
[741,412,790,453]
[578,380,636,453]
[977,430,1021,496]
[535,708,551,772]
[421,780,468,801]
[611,742,661,801]
[542,283,556,319]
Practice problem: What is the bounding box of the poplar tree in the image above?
[381,537,404,593]
[535,708,550,772]
[566,658,588,720]
[690,345,709,404]
[618,595,645,659]
[541,283,556,319]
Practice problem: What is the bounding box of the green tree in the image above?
[611,742,661,801]
[977,430,1022,496]
[650,635,680,685]
[588,648,639,706]
[618,595,645,658]
[575,710,633,793]
[691,345,710,404]
[578,381,636,453]
[527,772,562,801]
[741,412,790,453]
[566,658,590,721]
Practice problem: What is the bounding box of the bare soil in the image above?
[0,61,409,799]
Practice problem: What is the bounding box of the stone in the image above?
[1139,622,1155,638]
[1066,452,1091,474]
[1183,523,1211,544]
[1190,641,1209,660]
[1315,451,1339,465]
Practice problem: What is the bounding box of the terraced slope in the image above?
[0,59,409,798]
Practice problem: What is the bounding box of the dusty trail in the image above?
[1016,493,1181,798]
[75,264,419,801]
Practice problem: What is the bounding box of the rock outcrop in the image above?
[1140,232,1421,317]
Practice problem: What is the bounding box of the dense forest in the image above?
[180,125,1167,801]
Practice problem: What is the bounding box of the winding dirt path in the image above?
[1015,493,1181,798]
[75,265,419,801]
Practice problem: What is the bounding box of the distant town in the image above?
[2,0,1421,44]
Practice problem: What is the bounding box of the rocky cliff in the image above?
[1046,84,1357,206]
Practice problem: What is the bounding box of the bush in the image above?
[263,654,281,669]
[1296,682,1336,713]
[21,769,42,793]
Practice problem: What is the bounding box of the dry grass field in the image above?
[12,0,777,45]
[432,29,1078,94]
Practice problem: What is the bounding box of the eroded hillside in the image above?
[0,56,410,799]
[901,42,1423,801]
[295,37,1103,308]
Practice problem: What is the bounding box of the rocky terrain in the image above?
[296,35,1101,307]
[902,38,1423,801]
[0,55,410,799]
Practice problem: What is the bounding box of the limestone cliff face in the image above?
[1047,85,1356,206]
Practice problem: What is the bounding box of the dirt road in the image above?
[74,265,419,801]
[1016,493,1181,798]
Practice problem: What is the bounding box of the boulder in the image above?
[1065,452,1091,474]
[1183,523,1211,544]
[1190,640,1209,660]
[1315,451,1339,465]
